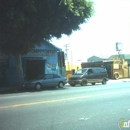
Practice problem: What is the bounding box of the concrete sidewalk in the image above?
[66,78,130,86]
[108,78,130,83]
[0,86,21,94]
[0,78,130,93]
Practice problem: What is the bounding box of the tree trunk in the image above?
[15,54,24,87]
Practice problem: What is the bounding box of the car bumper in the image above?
[68,80,82,85]
[22,84,35,88]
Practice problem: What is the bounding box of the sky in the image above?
[50,0,130,63]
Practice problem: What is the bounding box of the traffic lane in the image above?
[0,82,130,107]
[0,89,130,130]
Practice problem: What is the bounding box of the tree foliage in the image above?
[0,0,94,86]
[0,0,94,55]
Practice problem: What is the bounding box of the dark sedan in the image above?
[23,74,67,90]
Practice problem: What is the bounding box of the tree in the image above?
[0,0,94,86]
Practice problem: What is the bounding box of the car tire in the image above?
[102,79,107,85]
[92,83,95,85]
[35,83,42,90]
[114,73,119,79]
[70,84,76,87]
[58,82,64,88]
[81,80,87,86]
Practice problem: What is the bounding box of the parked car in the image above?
[23,74,67,90]
[68,67,108,86]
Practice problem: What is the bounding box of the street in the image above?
[0,81,130,130]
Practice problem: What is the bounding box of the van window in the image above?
[88,69,93,74]
[100,68,105,72]
[75,68,87,75]
[93,69,101,73]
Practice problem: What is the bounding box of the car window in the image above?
[88,69,93,74]
[75,68,87,75]
[100,68,105,72]
[44,74,53,79]
[93,69,101,73]
[53,74,60,78]
[36,74,44,79]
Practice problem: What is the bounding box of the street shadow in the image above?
[71,83,104,87]
[0,86,69,95]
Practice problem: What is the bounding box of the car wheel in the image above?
[102,79,107,85]
[35,83,42,90]
[81,80,87,86]
[92,83,95,85]
[70,84,76,87]
[58,82,64,88]
[114,73,119,79]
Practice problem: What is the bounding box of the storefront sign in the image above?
[26,49,56,57]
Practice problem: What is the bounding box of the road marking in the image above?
[79,118,89,121]
[79,118,84,120]
[0,90,130,109]
[84,118,89,120]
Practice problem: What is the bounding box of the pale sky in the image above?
[51,0,130,63]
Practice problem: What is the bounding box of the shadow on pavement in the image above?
[0,86,68,95]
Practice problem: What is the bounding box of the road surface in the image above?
[0,81,130,130]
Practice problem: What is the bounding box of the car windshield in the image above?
[36,74,45,80]
[74,68,88,75]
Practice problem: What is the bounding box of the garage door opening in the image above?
[26,60,45,80]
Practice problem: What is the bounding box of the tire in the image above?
[58,82,64,88]
[102,79,107,85]
[35,83,42,90]
[70,84,76,87]
[81,80,87,86]
[114,73,119,80]
[92,83,95,85]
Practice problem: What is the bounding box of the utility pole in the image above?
[64,44,69,60]
[63,44,70,70]
[71,51,73,70]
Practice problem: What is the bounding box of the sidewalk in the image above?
[108,78,130,83]
[0,78,130,93]
[122,78,130,82]
[0,86,21,94]
[66,78,130,86]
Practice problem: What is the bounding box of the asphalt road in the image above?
[0,81,130,130]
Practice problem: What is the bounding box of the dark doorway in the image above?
[0,64,7,86]
[26,60,45,80]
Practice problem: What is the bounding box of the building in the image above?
[108,54,130,65]
[87,55,108,62]
[0,41,65,87]
[82,54,130,79]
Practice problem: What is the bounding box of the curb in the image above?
[0,79,130,93]
[66,79,130,86]
[0,86,21,94]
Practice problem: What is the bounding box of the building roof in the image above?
[87,55,102,59]
[108,54,130,60]
[87,55,109,63]
[46,41,62,51]
[41,41,62,51]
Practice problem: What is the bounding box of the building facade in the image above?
[0,41,65,87]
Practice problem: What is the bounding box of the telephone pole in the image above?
[64,44,69,60]
[63,44,70,70]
